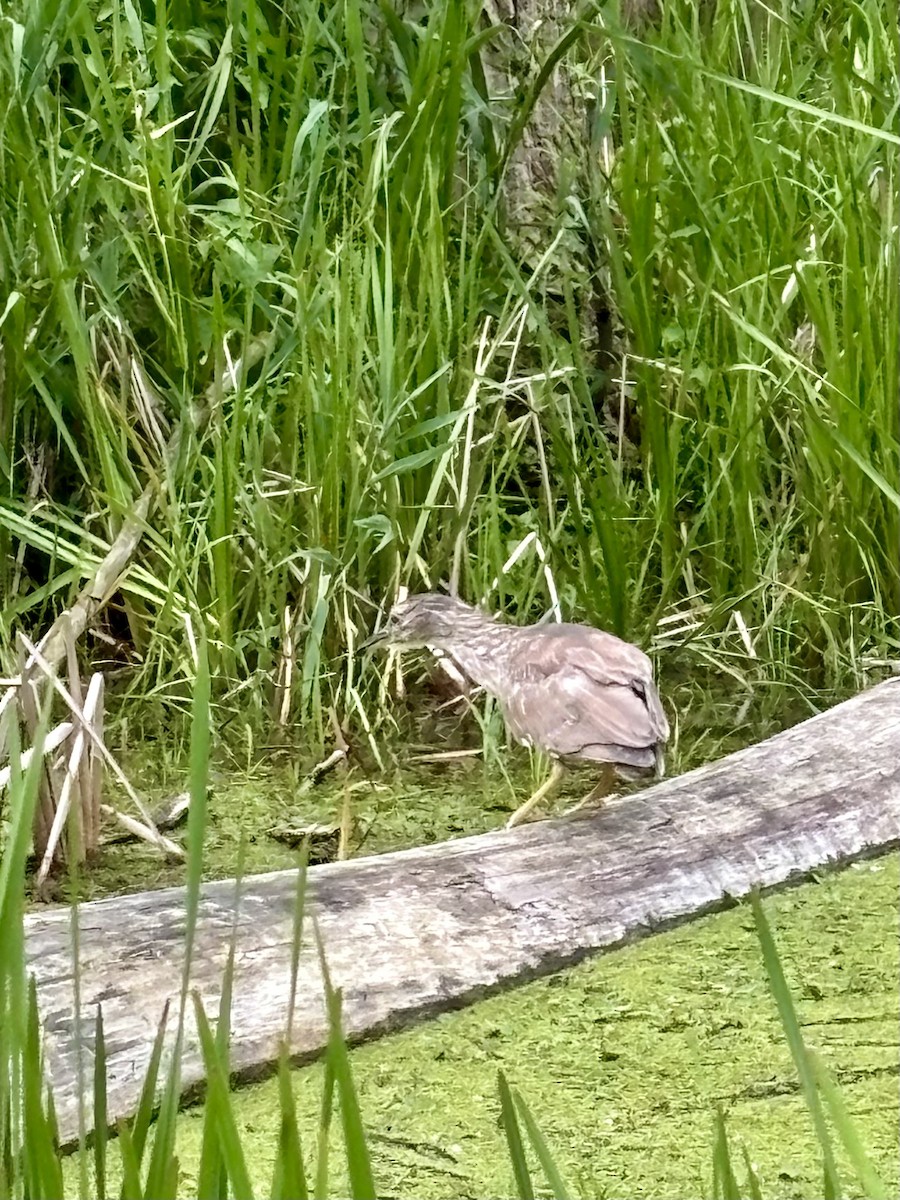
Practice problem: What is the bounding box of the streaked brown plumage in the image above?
[365,593,669,827]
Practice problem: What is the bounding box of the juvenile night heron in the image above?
[364,593,669,828]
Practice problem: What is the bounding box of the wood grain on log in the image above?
[24,679,900,1145]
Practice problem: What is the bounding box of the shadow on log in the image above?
[25,679,900,1144]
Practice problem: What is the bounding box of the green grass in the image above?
[0,0,896,755]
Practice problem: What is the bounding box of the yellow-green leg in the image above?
[563,762,617,816]
[506,760,566,829]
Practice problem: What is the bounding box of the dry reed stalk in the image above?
[0,722,74,790]
[338,781,352,861]
[64,624,85,868]
[16,642,59,859]
[31,669,104,885]
[35,715,90,885]
[19,634,184,860]
[276,604,295,726]
[86,673,105,854]
[98,804,183,856]
[3,499,150,863]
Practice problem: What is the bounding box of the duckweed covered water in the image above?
[184,855,900,1198]
[65,853,898,1198]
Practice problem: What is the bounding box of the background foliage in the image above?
[0,0,897,754]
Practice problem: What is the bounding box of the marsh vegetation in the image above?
[0,0,898,1195]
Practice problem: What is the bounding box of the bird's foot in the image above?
[505,807,537,830]
[562,789,619,818]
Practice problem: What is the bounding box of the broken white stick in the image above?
[0,722,74,790]
[99,804,184,858]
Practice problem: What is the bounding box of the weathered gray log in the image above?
[25,678,900,1145]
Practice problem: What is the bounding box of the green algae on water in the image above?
[71,853,899,1199]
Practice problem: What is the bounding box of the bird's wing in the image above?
[575,633,669,745]
[503,670,658,760]
[504,625,669,755]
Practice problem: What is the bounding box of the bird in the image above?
[363,592,669,828]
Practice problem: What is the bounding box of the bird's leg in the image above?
[506,760,566,829]
[563,763,617,817]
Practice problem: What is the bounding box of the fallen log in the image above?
[24,678,900,1145]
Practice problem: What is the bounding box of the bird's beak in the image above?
[359,627,390,653]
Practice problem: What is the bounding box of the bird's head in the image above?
[361,592,487,652]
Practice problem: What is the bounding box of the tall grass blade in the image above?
[313,918,376,1199]
[1,717,56,1198]
[184,627,212,971]
[497,1070,535,1200]
[511,1085,572,1200]
[145,629,213,1197]
[192,991,256,1200]
[742,1146,764,1200]
[313,1035,337,1200]
[270,1049,309,1200]
[23,979,63,1199]
[322,987,376,1199]
[197,877,241,1200]
[116,1120,144,1200]
[93,1005,108,1200]
[750,892,842,1195]
[810,1050,888,1200]
[285,848,309,1046]
[142,1056,183,1200]
[712,1106,742,1200]
[128,998,170,1164]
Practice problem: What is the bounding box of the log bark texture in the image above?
[24,678,900,1145]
